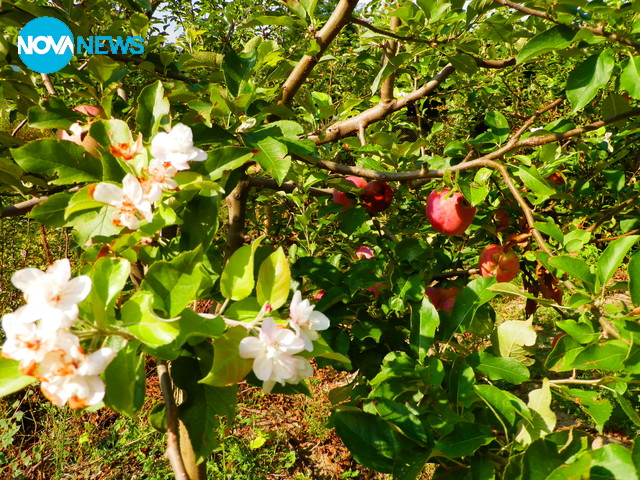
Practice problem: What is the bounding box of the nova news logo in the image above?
[18,17,144,74]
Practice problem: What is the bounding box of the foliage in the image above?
[2,0,640,478]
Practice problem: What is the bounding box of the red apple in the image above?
[367,282,384,298]
[333,176,368,208]
[355,246,375,259]
[426,286,461,312]
[361,180,393,215]
[479,244,520,283]
[425,189,476,236]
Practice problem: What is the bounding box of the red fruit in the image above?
[333,176,368,208]
[361,180,393,214]
[314,290,326,300]
[425,189,476,236]
[479,244,520,283]
[496,249,520,282]
[355,246,375,259]
[426,286,461,312]
[367,282,383,297]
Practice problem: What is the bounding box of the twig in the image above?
[279,0,360,105]
[596,228,640,243]
[247,177,333,197]
[350,17,439,45]
[11,118,28,137]
[586,192,640,233]
[156,360,190,480]
[41,73,57,96]
[432,268,479,280]
[40,225,52,264]
[493,0,640,51]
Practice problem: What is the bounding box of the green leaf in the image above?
[474,384,517,428]
[566,50,615,113]
[590,444,638,480]
[434,423,494,458]
[522,438,564,480]
[173,354,237,463]
[469,351,530,384]
[68,206,122,245]
[373,398,430,445]
[28,192,72,227]
[205,146,254,182]
[222,50,256,97]
[0,356,36,398]
[495,319,536,358]
[122,291,181,348]
[620,55,640,100]
[517,25,576,64]
[571,340,629,371]
[615,393,640,428]
[446,277,497,337]
[546,454,591,480]
[549,256,595,291]
[556,386,612,434]
[515,379,556,445]
[534,220,564,244]
[11,139,101,185]
[409,297,439,362]
[256,247,290,310]
[104,341,146,417]
[556,320,599,344]
[135,80,170,139]
[254,138,290,185]
[546,335,585,372]
[141,247,204,317]
[628,251,640,307]
[596,235,640,289]
[220,237,264,301]
[516,166,555,202]
[28,97,83,129]
[485,111,510,143]
[200,326,253,386]
[331,409,395,473]
[87,257,130,328]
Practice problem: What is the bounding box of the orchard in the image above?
[2,0,640,478]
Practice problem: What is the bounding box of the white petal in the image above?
[252,355,273,381]
[11,268,45,292]
[93,183,123,207]
[238,336,264,359]
[79,348,116,376]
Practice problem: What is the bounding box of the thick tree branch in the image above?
[224,170,251,263]
[309,64,456,144]
[279,0,360,106]
[41,74,57,96]
[157,360,190,480]
[380,16,401,103]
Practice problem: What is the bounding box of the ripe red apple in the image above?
[425,286,461,312]
[425,189,476,236]
[355,246,375,259]
[333,176,368,208]
[479,244,520,283]
[361,180,393,215]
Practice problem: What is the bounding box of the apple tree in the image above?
[2,0,640,478]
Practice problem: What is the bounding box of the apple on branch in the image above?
[425,189,476,236]
[479,244,520,282]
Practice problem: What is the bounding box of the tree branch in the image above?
[224,170,251,263]
[350,17,438,45]
[157,360,190,480]
[493,0,640,51]
[309,63,456,144]
[380,16,401,103]
[41,74,57,96]
[247,177,333,197]
[279,0,360,106]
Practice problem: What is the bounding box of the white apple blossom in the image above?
[288,291,330,351]
[140,158,179,203]
[239,318,308,392]
[39,347,115,408]
[150,124,207,171]
[92,174,153,230]
[10,259,91,327]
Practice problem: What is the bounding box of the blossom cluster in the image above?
[238,291,330,393]
[1,259,115,409]
[91,124,207,230]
